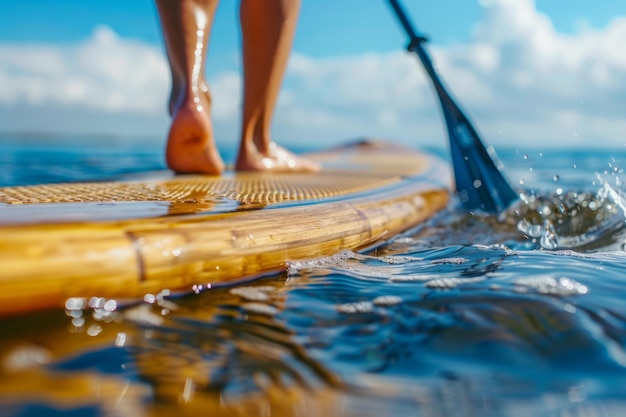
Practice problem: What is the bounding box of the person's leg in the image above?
[156,0,224,174]
[235,0,319,172]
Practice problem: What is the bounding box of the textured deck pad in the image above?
[0,141,424,206]
[0,141,451,315]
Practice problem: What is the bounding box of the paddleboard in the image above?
[0,141,450,316]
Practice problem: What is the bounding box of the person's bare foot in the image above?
[235,141,320,172]
[165,92,224,175]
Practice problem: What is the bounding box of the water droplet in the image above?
[104,300,117,312]
[89,297,105,309]
[539,205,552,216]
[523,154,529,160]
[574,131,579,136]
[553,175,560,182]
[72,317,85,328]
[65,297,85,311]
[67,309,82,319]
[87,324,102,337]
[517,219,543,238]
[473,180,482,188]
[540,222,559,250]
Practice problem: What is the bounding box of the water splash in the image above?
[511,175,626,251]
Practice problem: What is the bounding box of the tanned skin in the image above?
[155,0,319,174]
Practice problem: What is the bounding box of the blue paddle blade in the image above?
[444,105,518,212]
[386,0,518,213]
[432,67,518,213]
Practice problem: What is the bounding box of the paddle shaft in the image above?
[386,0,450,105]
[386,0,518,212]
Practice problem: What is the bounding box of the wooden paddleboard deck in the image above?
[0,141,450,316]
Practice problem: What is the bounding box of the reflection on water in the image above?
[2,142,626,416]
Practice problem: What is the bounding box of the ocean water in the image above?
[1,135,626,416]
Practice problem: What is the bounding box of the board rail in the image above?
[0,142,450,316]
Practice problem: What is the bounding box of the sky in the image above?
[1,0,626,153]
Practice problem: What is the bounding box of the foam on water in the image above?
[513,276,589,296]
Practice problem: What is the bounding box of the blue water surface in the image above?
[1,133,626,417]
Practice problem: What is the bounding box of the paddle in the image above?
[386,0,518,213]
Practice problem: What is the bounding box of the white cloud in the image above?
[0,26,169,114]
[277,0,626,147]
[1,0,626,149]
[0,25,241,141]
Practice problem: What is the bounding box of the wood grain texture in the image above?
[0,141,450,316]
